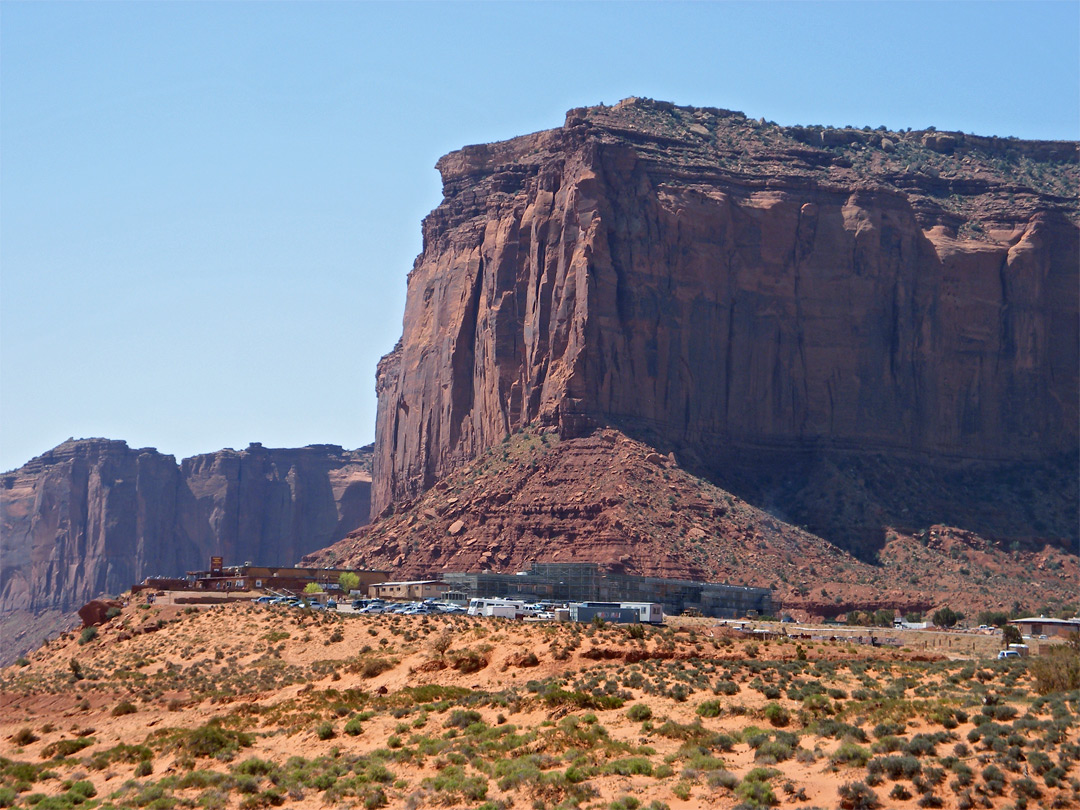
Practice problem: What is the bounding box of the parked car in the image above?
[326,599,337,609]
[997,650,1021,660]
[255,596,274,604]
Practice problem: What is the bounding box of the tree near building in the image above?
[303,582,324,595]
[1001,624,1022,647]
[339,572,360,594]
[932,606,962,628]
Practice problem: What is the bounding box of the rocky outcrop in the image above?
[78,599,123,628]
[0,439,372,654]
[372,98,1078,551]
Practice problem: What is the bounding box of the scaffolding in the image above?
[440,563,771,618]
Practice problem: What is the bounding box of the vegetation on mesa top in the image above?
[574,98,1080,228]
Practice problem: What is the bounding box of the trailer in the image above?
[576,601,663,624]
[570,603,641,624]
[617,602,664,624]
[468,597,528,618]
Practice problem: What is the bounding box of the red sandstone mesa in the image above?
[371,98,1078,552]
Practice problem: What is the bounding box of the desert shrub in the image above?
[867,755,921,781]
[873,721,904,738]
[714,679,738,695]
[351,656,396,678]
[540,686,623,711]
[812,718,868,742]
[626,704,652,722]
[422,765,487,802]
[1012,776,1042,800]
[344,716,364,736]
[135,760,153,777]
[233,757,276,777]
[448,648,489,673]
[735,768,779,807]
[831,742,871,767]
[981,764,1006,794]
[755,739,796,763]
[838,780,880,809]
[981,703,1017,721]
[763,703,790,727]
[903,733,944,757]
[68,780,96,799]
[445,710,482,729]
[112,700,138,717]
[871,735,903,754]
[950,761,973,787]
[696,699,722,718]
[604,757,653,776]
[890,783,912,800]
[492,754,545,791]
[656,719,733,749]
[315,721,334,740]
[41,737,94,759]
[184,721,253,759]
[89,743,154,771]
[1030,643,1080,694]
[78,627,98,645]
[12,727,38,746]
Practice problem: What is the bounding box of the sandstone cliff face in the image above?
[0,439,372,625]
[373,99,1078,549]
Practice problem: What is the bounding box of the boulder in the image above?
[78,599,123,628]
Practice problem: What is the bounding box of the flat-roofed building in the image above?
[1008,616,1080,639]
[369,580,451,601]
[181,563,388,594]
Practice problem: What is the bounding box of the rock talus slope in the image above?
[372,98,1079,551]
[0,439,372,658]
[311,427,1078,619]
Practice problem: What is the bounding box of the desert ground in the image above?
[1,598,1077,810]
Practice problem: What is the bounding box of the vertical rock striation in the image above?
[373,99,1078,548]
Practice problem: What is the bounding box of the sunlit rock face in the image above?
[372,98,1078,551]
[1,439,372,617]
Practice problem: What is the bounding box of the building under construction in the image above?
[440,562,772,619]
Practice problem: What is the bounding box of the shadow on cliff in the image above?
[603,424,1079,564]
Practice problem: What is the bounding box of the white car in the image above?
[997,650,1021,660]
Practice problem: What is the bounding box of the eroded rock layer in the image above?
[0,439,372,647]
[373,98,1079,550]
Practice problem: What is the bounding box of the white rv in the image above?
[467,598,528,619]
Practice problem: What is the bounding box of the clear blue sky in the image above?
[2,1,1077,471]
